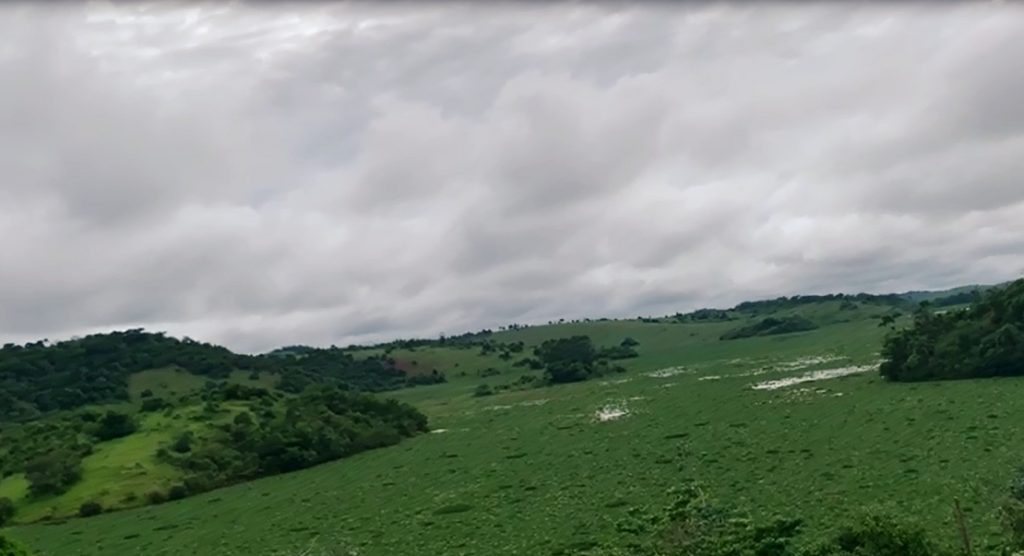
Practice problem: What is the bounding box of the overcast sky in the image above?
[1,2,1022,352]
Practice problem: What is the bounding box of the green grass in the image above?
[0,412,183,523]
[226,370,280,390]
[8,305,1022,555]
[128,367,208,402]
[0,385,263,523]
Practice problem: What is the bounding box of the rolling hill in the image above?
[2,281,1023,555]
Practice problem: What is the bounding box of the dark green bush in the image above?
[167,484,188,501]
[24,451,82,497]
[91,411,136,441]
[145,490,167,505]
[77,501,102,517]
[0,497,14,526]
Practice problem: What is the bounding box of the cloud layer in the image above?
[1,2,1022,352]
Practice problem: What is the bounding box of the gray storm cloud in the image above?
[1,2,1022,352]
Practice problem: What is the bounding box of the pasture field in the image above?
[8,303,1024,555]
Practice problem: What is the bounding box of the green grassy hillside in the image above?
[8,296,1024,555]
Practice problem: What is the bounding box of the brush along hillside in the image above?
[5,284,1024,555]
[0,330,440,523]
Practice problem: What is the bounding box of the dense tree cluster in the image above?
[24,450,83,497]
[0,329,441,420]
[720,316,819,340]
[533,336,628,384]
[155,386,427,497]
[673,309,733,322]
[731,293,908,315]
[881,279,1024,381]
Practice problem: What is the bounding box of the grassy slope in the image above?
[0,369,262,522]
[9,303,1023,555]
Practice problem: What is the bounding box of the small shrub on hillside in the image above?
[167,484,189,501]
[77,501,103,517]
[170,432,193,454]
[0,497,14,526]
[145,490,167,505]
[91,411,137,441]
[140,397,168,412]
[473,384,494,397]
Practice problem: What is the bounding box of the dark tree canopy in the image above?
[0,329,442,420]
[156,386,428,495]
[880,279,1024,382]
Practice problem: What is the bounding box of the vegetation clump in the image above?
[157,386,427,496]
[534,336,625,384]
[0,329,441,419]
[0,498,14,527]
[77,501,103,518]
[720,316,819,340]
[24,450,83,497]
[881,279,1024,381]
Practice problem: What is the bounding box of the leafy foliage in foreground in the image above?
[580,484,951,556]
[0,535,30,556]
[881,279,1024,381]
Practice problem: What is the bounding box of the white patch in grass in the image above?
[647,366,691,378]
[751,364,877,390]
[431,429,448,434]
[698,375,722,381]
[595,405,629,422]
